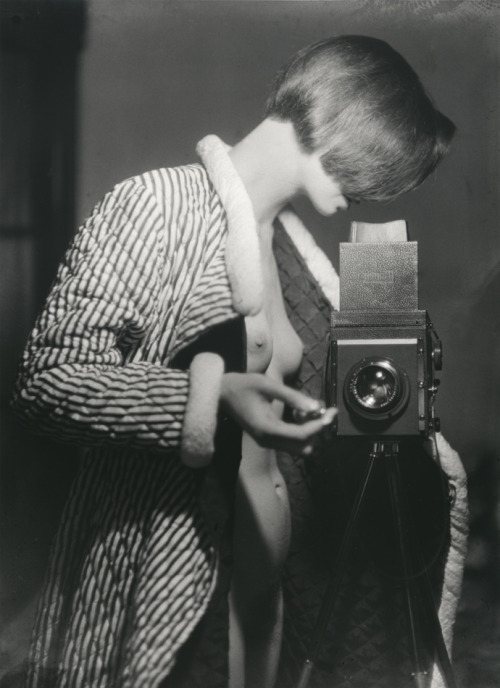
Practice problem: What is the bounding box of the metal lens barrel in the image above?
[344,357,409,422]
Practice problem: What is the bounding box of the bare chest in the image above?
[245,241,303,382]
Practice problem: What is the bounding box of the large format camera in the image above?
[297,223,456,688]
[325,222,442,439]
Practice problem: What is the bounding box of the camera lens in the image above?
[344,357,409,421]
[354,365,397,409]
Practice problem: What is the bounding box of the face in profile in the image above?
[300,150,349,216]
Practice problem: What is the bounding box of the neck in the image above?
[228,119,304,227]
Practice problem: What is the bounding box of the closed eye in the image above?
[344,195,361,206]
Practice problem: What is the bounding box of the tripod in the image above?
[296,440,457,688]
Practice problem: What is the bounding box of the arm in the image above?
[12,175,335,464]
[12,178,194,453]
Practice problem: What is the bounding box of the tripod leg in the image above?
[386,453,457,688]
[296,445,378,688]
[386,452,430,687]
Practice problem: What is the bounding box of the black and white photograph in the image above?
[0,1,499,687]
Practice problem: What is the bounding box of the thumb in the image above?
[264,380,323,414]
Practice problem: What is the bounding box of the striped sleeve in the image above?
[11,178,203,453]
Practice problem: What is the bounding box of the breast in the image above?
[244,235,304,382]
[245,311,274,374]
[271,320,303,382]
[245,305,303,381]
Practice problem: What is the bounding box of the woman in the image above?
[12,36,462,688]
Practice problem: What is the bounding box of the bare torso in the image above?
[229,225,303,688]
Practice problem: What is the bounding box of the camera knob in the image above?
[433,341,443,371]
[432,417,441,432]
[428,379,440,397]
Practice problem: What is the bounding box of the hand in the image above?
[219,372,336,456]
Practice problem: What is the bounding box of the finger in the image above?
[273,437,322,457]
[266,407,337,441]
[259,434,315,455]
[292,406,325,424]
[260,378,323,413]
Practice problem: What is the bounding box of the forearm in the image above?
[12,361,189,452]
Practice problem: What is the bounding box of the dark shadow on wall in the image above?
[453,263,500,688]
[0,1,86,678]
[454,452,500,688]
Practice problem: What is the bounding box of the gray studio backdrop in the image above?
[1,1,499,685]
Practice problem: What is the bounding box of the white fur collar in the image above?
[278,209,340,311]
[196,135,263,316]
[196,134,339,314]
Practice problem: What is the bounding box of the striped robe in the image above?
[11,135,467,688]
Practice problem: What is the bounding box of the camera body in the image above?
[325,233,442,439]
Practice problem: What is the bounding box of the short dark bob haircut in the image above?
[266,36,456,202]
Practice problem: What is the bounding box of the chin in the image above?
[315,204,338,217]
